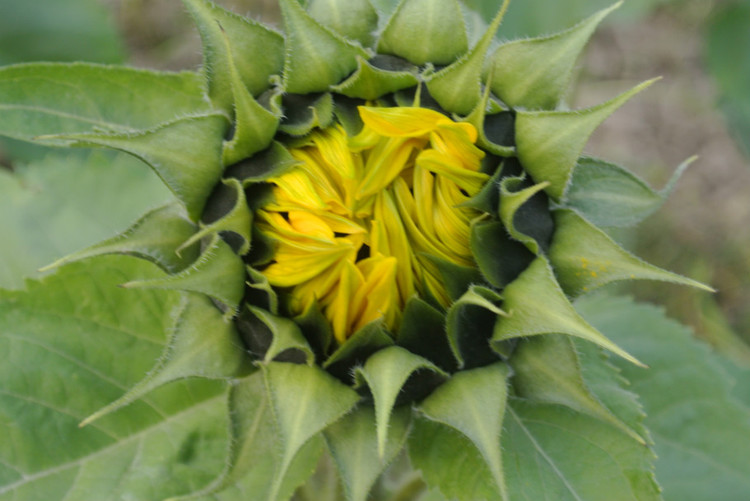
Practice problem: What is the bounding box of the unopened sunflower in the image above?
[0,0,712,500]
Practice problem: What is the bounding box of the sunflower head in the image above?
[36,0,713,499]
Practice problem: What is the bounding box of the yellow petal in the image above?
[358,106,446,137]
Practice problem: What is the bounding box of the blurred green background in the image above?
[1,0,748,362]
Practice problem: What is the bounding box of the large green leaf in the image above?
[578,294,750,501]
[0,256,228,500]
[0,63,210,143]
[503,399,661,501]
[0,151,171,289]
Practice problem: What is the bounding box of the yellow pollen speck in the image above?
[256,106,487,344]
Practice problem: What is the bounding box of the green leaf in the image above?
[80,293,252,427]
[578,295,750,501]
[515,79,656,200]
[503,398,661,501]
[0,256,228,500]
[182,0,285,111]
[263,362,360,500]
[307,0,379,47]
[279,0,370,94]
[417,363,511,500]
[325,406,411,501]
[563,156,692,227]
[0,63,209,142]
[0,151,171,289]
[49,113,227,221]
[123,235,246,315]
[42,203,199,275]
[177,373,323,501]
[425,0,509,115]
[492,256,642,366]
[510,334,645,444]
[549,209,712,297]
[488,2,621,110]
[0,0,124,65]
[377,0,468,66]
[355,346,446,457]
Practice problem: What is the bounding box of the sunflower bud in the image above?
[10,0,713,499]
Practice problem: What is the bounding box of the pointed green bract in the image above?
[41,203,198,274]
[418,363,510,500]
[324,406,411,501]
[408,419,501,501]
[511,334,645,444]
[355,346,446,457]
[48,113,227,221]
[489,2,621,110]
[499,177,550,254]
[263,362,360,500]
[425,0,509,115]
[492,256,642,366]
[183,0,284,110]
[564,156,694,227]
[247,305,316,365]
[377,0,468,65]
[122,235,245,315]
[549,209,713,296]
[80,293,252,427]
[446,285,507,368]
[331,56,419,100]
[218,23,282,166]
[179,179,252,256]
[279,0,369,94]
[308,0,379,47]
[176,373,324,501]
[278,92,335,136]
[0,63,209,142]
[462,82,516,157]
[515,79,657,200]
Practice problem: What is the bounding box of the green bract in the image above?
[0,1,718,500]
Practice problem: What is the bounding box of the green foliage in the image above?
[0,152,171,289]
[578,295,750,501]
[0,257,228,500]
